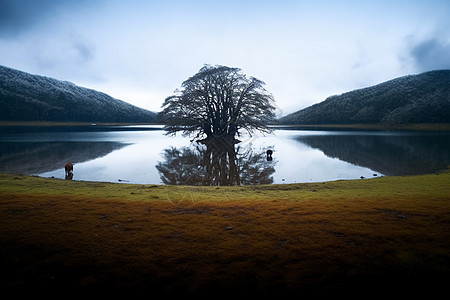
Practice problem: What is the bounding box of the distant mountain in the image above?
[0,65,157,123]
[279,70,450,125]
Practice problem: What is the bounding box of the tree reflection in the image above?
[156,139,276,185]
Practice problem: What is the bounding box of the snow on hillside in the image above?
[0,65,157,123]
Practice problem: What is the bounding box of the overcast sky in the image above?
[1,0,449,115]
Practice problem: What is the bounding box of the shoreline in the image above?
[1,166,449,191]
[1,121,450,131]
[271,123,450,131]
[0,121,162,127]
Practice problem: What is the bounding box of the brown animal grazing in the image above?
[65,162,73,176]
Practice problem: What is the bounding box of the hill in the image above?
[0,65,157,123]
[279,70,450,125]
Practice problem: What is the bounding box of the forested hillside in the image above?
[279,70,450,125]
[0,65,157,123]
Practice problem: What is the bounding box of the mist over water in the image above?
[1,125,449,185]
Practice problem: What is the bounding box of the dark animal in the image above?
[266,149,273,161]
[65,162,73,176]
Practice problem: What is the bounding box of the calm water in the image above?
[1,125,449,185]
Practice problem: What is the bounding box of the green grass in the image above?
[1,171,449,203]
[1,171,450,295]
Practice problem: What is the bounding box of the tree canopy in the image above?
[160,65,277,141]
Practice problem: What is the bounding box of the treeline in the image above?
[279,70,450,125]
[0,65,157,123]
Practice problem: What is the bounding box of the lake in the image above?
[1,125,449,185]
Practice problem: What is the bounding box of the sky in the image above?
[1,0,450,116]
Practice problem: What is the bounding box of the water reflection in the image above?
[0,141,126,175]
[156,139,276,185]
[1,126,449,184]
[295,132,450,176]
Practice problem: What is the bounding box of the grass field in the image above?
[1,171,449,296]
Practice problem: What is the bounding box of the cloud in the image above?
[0,0,54,36]
[2,0,449,114]
[72,39,95,64]
[408,37,450,72]
[0,0,91,37]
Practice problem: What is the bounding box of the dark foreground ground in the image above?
[1,172,449,296]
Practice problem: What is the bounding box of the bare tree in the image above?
[160,65,277,141]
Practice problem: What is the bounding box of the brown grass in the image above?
[1,172,450,296]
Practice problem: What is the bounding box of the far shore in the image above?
[272,123,450,131]
[0,121,163,127]
[1,121,450,131]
